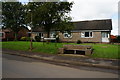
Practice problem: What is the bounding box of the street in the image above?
[2,53,118,78]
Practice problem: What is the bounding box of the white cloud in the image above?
[111,19,118,35]
[19,0,119,35]
[19,0,29,3]
[68,0,119,35]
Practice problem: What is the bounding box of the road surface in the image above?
[2,54,119,78]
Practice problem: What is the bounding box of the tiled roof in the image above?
[73,19,112,30]
[32,19,112,32]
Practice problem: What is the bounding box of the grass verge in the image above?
[1,41,119,59]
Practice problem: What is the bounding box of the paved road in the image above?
[2,54,119,78]
[0,50,2,79]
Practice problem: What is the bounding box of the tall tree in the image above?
[2,2,26,40]
[25,2,43,50]
[26,2,73,38]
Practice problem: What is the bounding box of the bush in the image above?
[35,36,41,42]
[20,37,31,41]
[20,37,26,41]
[117,36,120,43]
[77,40,82,44]
[111,36,120,43]
[26,37,31,41]
[56,37,60,42]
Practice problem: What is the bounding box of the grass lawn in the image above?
[1,41,119,59]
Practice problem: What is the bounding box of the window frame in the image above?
[37,32,44,38]
[81,31,93,38]
[63,32,72,38]
[0,32,5,38]
[40,33,44,38]
[102,32,109,38]
[50,32,56,38]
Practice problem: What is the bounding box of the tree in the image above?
[26,2,74,38]
[2,2,26,40]
[25,2,43,50]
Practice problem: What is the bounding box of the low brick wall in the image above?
[58,45,93,56]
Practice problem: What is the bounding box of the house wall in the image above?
[58,31,102,43]
[2,28,29,41]
[31,32,47,40]
[31,33,37,40]
[1,31,15,41]
[31,31,111,43]
[5,31,14,40]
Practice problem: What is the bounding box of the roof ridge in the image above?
[72,19,112,23]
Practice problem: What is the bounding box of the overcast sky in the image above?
[67,0,119,35]
[19,0,119,35]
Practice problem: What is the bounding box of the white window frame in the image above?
[41,33,44,38]
[37,32,44,38]
[63,32,72,38]
[81,31,93,38]
[0,32,5,38]
[50,32,56,38]
[0,32,3,37]
[102,32,109,38]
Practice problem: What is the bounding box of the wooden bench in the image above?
[58,45,93,55]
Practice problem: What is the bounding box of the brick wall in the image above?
[31,31,103,43]
[59,31,102,43]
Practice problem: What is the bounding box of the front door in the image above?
[101,32,110,42]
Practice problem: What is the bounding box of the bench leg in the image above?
[74,50,76,54]
[85,50,91,56]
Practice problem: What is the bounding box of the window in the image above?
[85,32,89,37]
[50,32,55,38]
[39,33,44,38]
[64,32,72,38]
[102,32,109,38]
[0,32,4,37]
[37,33,44,38]
[41,33,44,38]
[81,32,93,38]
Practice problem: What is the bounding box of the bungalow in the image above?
[0,27,29,41]
[31,19,112,43]
[0,28,14,41]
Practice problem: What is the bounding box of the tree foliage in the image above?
[26,2,74,37]
[2,2,26,40]
[2,2,74,40]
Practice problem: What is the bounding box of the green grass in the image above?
[1,41,120,59]
[82,43,119,59]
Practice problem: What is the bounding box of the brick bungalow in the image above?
[0,27,29,41]
[31,19,112,43]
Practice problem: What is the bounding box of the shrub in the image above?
[20,37,26,41]
[117,36,120,43]
[20,37,31,41]
[35,36,41,42]
[26,37,31,41]
[56,37,60,43]
[77,40,82,44]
